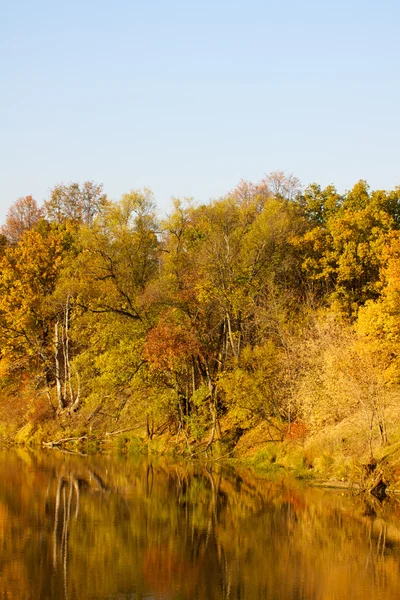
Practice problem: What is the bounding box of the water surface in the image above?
[0,450,400,599]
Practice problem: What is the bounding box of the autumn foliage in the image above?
[1,175,400,468]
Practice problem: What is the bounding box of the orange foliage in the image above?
[284,421,308,442]
[144,315,201,372]
[1,195,43,245]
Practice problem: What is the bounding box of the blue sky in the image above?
[1,0,399,221]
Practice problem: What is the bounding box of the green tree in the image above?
[50,189,160,425]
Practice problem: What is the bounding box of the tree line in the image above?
[1,173,400,458]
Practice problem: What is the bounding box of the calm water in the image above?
[0,451,400,599]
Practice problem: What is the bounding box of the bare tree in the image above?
[44,181,108,226]
[263,171,302,201]
[1,195,43,244]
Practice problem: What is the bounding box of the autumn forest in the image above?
[2,173,400,483]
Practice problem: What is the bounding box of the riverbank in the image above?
[231,419,400,496]
[4,403,400,498]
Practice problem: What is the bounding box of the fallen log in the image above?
[104,425,143,436]
[42,435,88,448]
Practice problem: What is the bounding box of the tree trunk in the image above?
[55,321,65,410]
[225,312,238,359]
[64,296,75,405]
[70,367,81,412]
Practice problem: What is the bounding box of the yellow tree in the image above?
[297,181,395,314]
[357,231,400,383]
[0,226,75,409]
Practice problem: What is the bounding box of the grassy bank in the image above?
[4,399,400,497]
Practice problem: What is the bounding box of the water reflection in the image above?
[0,450,399,599]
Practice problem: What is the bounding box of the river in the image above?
[0,450,399,599]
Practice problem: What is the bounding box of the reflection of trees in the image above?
[53,474,79,600]
[0,453,400,599]
[52,465,113,600]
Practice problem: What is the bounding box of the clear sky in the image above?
[1,0,399,221]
